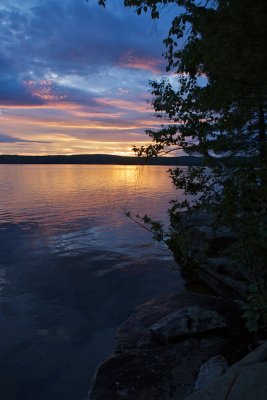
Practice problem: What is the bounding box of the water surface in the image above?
[0,165,184,400]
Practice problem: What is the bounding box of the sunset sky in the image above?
[0,0,178,155]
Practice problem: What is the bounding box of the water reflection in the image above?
[0,165,175,232]
[0,165,185,400]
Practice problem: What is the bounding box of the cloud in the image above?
[118,50,164,74]
[0,0,175,154]
[0,1,168,107]
[0,132,51,143]
[0,0,167,76]
[0,53,45,105]
[0,77,45,106]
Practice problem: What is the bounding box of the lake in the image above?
[0,165,185,400]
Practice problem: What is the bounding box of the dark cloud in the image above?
[0,1,171,106]
[29,1,162,72]
[0,133,51,143]
[0,0,167,77]
[0,77,45,105]
[0,52,44,105]
[0,0,172,155]
[55,85,101,107]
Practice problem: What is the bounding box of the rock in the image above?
[227,363,267,400]
[206,257,240,279]
[200,257,255,299]
[194,355,229,392]
[207,236,237,257]
[179,211,214,230]
[150,307,227,344]
[172,211,253,301]
[185,363,267,400]
[88,292,245,400]
[195,225,214,239]
[231,340,267,367]
[89,337,226,400]
[184,341,267,400]
[136,329,155,349]
[115,292,243,351]
[198,268,248,300]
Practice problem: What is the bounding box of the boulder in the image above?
[194,355,229,392]
[184,341,267,400]
[172,211,253,301]
[88,292,245,400]
[179,211,214,230]
[231,340,267,367]
[206,257,239,279]
[206,236,237,257]
[150,306,227,344]
[115,292,243,351]
[198,267,248,300]
[89,337,226,400]
[184,363,267,400]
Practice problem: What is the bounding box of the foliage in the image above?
[243,281,267,333]
[125,211,165,241]
[100,0,267,331]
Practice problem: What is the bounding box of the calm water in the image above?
[0,165,185,400]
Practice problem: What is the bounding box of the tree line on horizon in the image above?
[0,154,203,165]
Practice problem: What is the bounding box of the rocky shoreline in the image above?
[169,211,257,301]
[87,212,266,399]
[87,292,266,399]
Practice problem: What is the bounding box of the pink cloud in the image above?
[118,50,163,74]
[95,97,153,113]
[23,80,66,102]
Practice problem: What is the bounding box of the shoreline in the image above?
[87,290,266,400]
[0,154,203,166]
[87,210,266,399]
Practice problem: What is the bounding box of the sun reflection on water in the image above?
[0,164,178,236]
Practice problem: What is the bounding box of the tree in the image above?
[100,0,267,331]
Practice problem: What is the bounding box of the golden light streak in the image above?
[0,104,160,130]
[0,92,162,155]
[0,138,150,156]
[95,97,153,113]
[0,102,80,111]
[1,115,144,130]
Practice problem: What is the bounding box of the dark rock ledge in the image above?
[87,292,251,400]
[172,211,263,300]
[86,211,266,399]
[186,340,267,400]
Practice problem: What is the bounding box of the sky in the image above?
[0,0,178,156]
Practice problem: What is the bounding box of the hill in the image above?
[0,154,203,166]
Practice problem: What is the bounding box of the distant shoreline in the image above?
[0,154,203,166]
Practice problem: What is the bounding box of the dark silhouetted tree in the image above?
[99,0,267,331]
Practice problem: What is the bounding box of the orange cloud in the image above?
[95,97,153,113]
[0,90,163,156]
[23,80,66,102]
[0,136,150,156]
[118,51,162,74]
